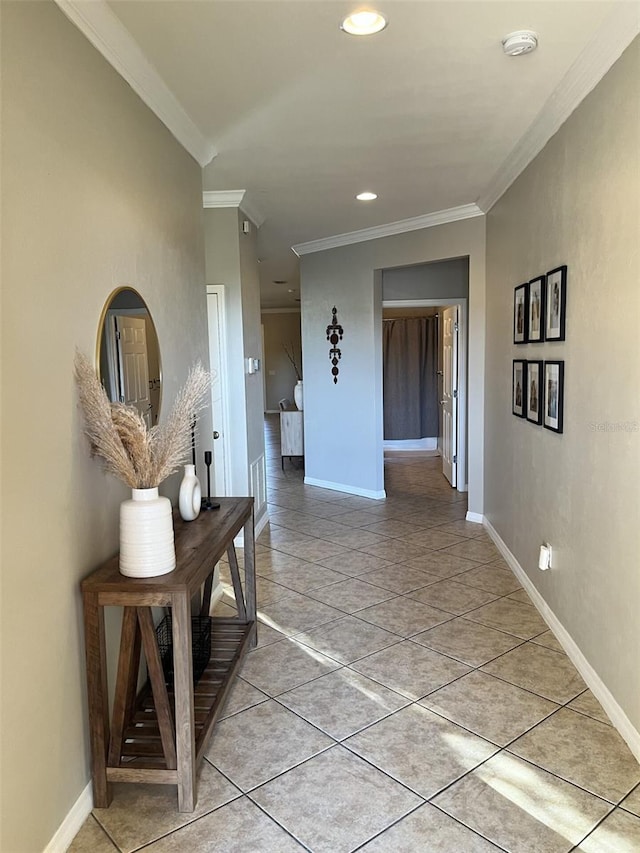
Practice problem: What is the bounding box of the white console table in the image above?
[280,410,304,468]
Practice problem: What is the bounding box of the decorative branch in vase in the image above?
[282,341,302,381]
[74,351,211,576]
[283,342,304,410]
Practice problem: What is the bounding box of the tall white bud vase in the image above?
[178,464,202,522]
[294,380,304,411]
[119,487,176,577]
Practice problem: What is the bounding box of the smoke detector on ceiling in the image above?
[502,30,538,56]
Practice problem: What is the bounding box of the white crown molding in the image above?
[292,204,483,256]
[203,190,247,208]
[239,197,266,229]
[54,0,215,167]
[202,190,265,228]
[478,3,640,212]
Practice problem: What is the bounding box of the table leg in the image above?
[137,608,177,771]
[243,506,257,648]
[172,592,196,811]
[83,591,112,807]
[108,607,141,767]
[200,571,214,617]
[227,545,246,621]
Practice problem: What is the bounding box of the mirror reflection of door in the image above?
[112,314,152,427]
[97,288,161,426]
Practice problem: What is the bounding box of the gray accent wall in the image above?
[485,40,640,733]
[300,217,485,509]
[382,257,469,301]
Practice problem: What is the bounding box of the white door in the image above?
[206,286,229,496]
[116,315,152,427]
[441,306,458,487]
[436,313,444,457]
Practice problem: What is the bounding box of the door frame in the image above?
[440,304,459,488]
[206,285,232,497]
[382,298,468,493]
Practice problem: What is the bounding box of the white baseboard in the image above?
[465,511,484,523]
[383,437,438,451]
[484,518,640,763]
[43,780,93,853]
[385,450,440,459]
[234,505,269,548]
[303,476,386,500]
[255,507,269,538]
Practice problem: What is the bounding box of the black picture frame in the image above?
[545,265,567,341]
[514,283,528,344]
[527,275,545,343]
[512,360,526,417]
[526,360,543,425]
[544,360,564,433]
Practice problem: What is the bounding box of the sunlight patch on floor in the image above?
[466,747,602,842]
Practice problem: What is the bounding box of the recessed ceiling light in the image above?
[356,191,378,201]
[341,10,387,36]
[502,30,538,56]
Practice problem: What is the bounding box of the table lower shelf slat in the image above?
[110,619,255,779]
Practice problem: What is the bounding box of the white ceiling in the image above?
[62,1,637,307]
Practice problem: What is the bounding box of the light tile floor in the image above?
[70,416,640,852]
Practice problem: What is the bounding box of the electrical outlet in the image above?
[538,544,552,571]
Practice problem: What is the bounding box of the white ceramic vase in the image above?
[119,487,176,577]
[294,380,304,411]
[178,464,202,522]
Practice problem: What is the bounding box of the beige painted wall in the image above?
[204,208,249,496]
[237,212,267,497]
[203,209,267,524]
[262,312,302,411]
[485,40,640,730]
[0,2,209,850]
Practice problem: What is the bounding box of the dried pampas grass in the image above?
[74,351,210,489]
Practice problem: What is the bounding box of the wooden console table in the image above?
[81,497,256,812]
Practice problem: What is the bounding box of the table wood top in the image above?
[82,497,253,596]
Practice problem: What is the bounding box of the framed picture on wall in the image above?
[545,265,567,341]
[544,361,564,433]
[514,283,528,344]
[513,360,526,417]
[527,275,545,343]
[526,360,543,425]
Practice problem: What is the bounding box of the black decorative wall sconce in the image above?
[326,306,343,384]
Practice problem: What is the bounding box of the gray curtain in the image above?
[383,317,438,440]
